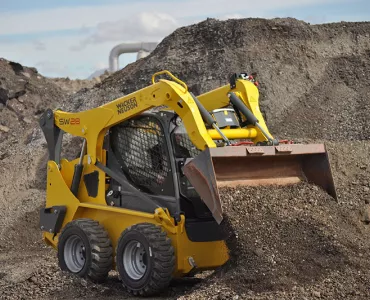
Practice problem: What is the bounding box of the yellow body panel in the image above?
[43,159,229,276]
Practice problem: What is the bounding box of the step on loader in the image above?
[39,71,336,296]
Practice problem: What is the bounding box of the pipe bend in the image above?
[109,42,158,72]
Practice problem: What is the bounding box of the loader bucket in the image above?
[183,144,337,224]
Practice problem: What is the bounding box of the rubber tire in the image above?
[58,218,113,282]
[116,223,175,296]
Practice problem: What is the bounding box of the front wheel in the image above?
[57,219,113,282]
[116,223,175,296]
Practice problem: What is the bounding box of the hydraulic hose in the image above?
[71,139,86,197]
[190,92,231,145]
[228,92,276,144]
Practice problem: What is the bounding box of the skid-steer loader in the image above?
[39,70,336,296]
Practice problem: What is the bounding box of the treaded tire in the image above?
[58,218,113,282]
[116,223,175,296]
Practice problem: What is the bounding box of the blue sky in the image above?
[0,0,368,79]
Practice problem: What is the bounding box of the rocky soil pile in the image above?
[0,17,370,299]
[0,59,65,146]
[0,58,100,145]
[0,58,101,229]
[178,139,370,300]
[0,59,67,252]
[180,183,370,300]
[66,18,370,142]
[51,75,109,94]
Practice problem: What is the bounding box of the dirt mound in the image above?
[0,59,65,149]
[180,139,370,299]
[326,141,370,206]
[66,18,370,143]
[0,59,63,252]
[0,59,113,299]
[0,59,81,253]
[180,183,370,299]
[275,54,370,141]
[50,77,98,94]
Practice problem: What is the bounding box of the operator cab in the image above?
[104,110,228,242]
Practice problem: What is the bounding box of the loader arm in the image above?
[45,70,336,226]
[185,75,337,223]
[197,78,273,144]
[54,72,216,165]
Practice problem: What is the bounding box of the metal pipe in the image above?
[255,122,274,143]
[190,92,231,145]
[207,128,258,140]
[78,139,87,164]
[71,139,86,197]
[228,92,275,143]
[211,124,231,145]
[109,42,158,72]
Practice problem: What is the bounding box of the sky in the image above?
[0,0,369,79]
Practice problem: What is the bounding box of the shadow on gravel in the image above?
[46,272,204,300]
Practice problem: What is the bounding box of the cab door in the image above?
[108,114,178,215]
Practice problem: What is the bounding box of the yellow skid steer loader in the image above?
[39,71,336,296]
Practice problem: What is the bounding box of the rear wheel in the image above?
[116,223,175,296]
[58,219,113,282]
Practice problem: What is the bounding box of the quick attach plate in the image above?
[40,206,66,234]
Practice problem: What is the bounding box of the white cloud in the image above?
[94,61,108,70]
[0,34,108,78]
[36,60,67,74]
[33,40,46,51]
[218,13,244,20]
[0,33,143,79]
[72,12,178,50]
[91,12,178,43]
[0,0,359,78]
[0,0,350,35]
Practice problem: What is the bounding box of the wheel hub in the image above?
[64,235,86,273]
[123,240,147,280]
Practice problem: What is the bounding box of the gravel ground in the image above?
[179,183,370,299]
[0,250,201,300]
